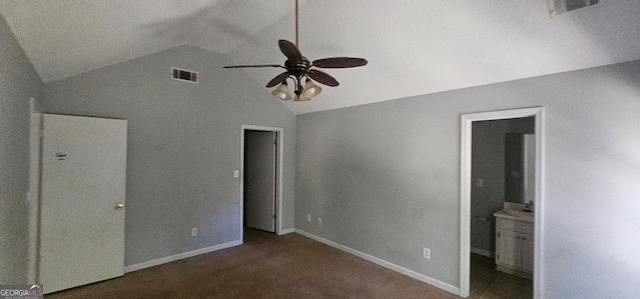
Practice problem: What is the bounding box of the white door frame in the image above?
[27,98,44,283]
[459,107,545,298]
[240,125,284,241]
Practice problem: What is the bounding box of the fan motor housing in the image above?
[285,57,311,78]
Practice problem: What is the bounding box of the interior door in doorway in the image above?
[244,130,276,232]
[39,114,127,293]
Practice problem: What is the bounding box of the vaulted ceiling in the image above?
[2,0,639,114]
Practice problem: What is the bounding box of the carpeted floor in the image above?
[46,229,459,298]
[46,229,531,298]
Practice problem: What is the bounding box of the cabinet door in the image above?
[520,235,534,272]
[496,229,518,267]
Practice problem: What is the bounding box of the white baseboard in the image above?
[470,247,494,258]
[279,228,295,235]
[124,240,242,273]
[295,229,459,295]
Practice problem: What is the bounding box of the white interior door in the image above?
[39,114,127,293]
[244,130,276,232]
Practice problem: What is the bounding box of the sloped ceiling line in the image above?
[1,0,639,114]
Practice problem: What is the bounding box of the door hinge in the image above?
[497,232,500,238]
[497,254,500,260]
[273,214,276,219]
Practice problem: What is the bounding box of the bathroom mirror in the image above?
[505,133,536,203]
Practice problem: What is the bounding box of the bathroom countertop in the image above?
[493,209,534,222]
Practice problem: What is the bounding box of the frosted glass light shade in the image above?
[271,82,293,101]
[295,79,322,101]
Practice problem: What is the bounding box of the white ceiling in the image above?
[2,0,640,114]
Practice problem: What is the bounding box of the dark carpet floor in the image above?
[46,229,458,298]
[46,229,531,298]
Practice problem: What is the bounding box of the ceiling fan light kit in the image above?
[298,79,322,101]
[224,0,367,102]
[271,81,294,101]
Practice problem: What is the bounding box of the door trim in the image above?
[27,98,44,283]
[240,125,284,241]
[459,107,545,298]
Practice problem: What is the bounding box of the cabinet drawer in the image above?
[497,218,534,234]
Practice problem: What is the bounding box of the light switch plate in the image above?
[233,170,240,178]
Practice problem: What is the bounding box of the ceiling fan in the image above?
[224,0,368,101]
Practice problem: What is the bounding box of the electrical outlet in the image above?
[191,227,198,236]
[307,214,311,222]
[423,247,431,259]
[233,170,240,178]
[317,217,322,226]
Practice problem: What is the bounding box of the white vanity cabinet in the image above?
[494,213,534,279]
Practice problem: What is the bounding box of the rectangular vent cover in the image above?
[548,0,600,16]
[171,68,198,83]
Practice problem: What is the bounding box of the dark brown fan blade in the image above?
[266,72,290,88]
[312,57,368,68]
[307,69,339,87]
[223,64,283,68]
[278,40,302,59]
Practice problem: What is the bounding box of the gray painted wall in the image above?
[296,60,640,297]
[42,45,296,266]
[0,16,43,283]
[470,118,534,254]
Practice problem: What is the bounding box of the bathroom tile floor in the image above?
[469,253,533,298]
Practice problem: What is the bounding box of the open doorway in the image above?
[459,107,545,298]
[240,125,284,241]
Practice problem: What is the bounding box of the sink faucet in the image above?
[524,201,533,212]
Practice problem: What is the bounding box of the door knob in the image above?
[115,203,125,210]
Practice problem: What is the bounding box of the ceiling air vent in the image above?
[171,68,198,83]
[548,0,600,16]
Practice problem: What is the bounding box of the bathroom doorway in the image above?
[459,107,545,298]
[470,117,534,259]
